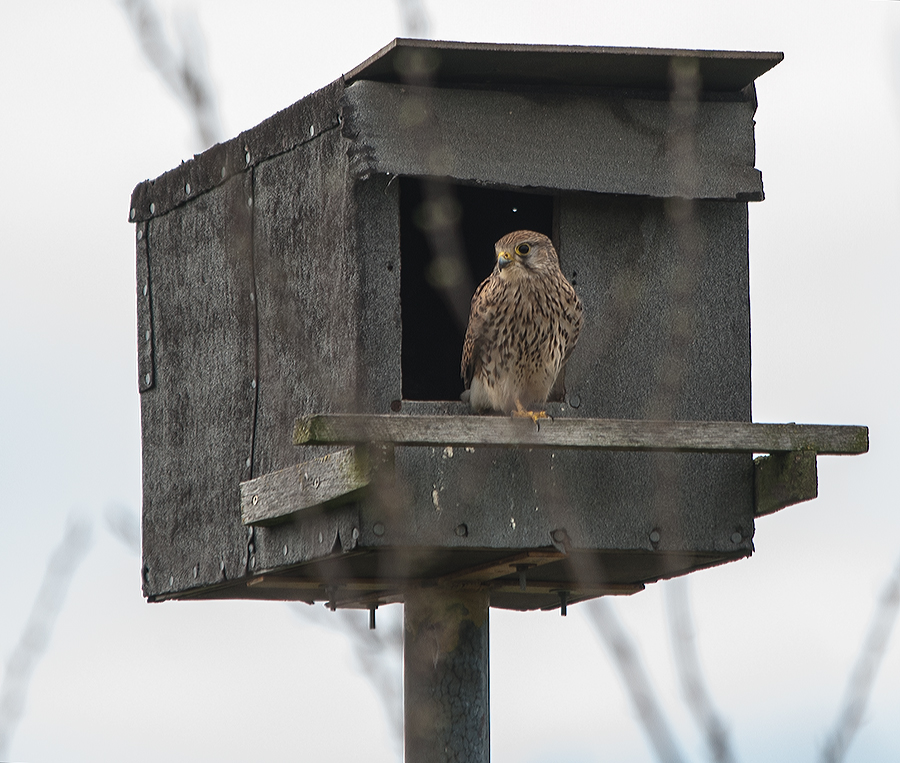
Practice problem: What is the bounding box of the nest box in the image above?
[131,40,865,611]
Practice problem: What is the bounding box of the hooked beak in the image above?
[497,251,513,270]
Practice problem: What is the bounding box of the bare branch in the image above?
[396,0,431,38]
[665,578,736,763]
[0,516,93,759]
[288,603,403,752]
[821,554,900,763]
[585,600,687,763]
[119,0,223,149]
[104,503,141,556]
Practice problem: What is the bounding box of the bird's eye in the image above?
[515,243,531,256]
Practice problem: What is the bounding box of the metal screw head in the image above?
[142,284,148,296]
[455,523,468,537]
[373,522,385,536]
[136,228,143,241]
[251,494,259,505]
[149,202,156,214]
[318,532,324,543]
[245,457,251,468]
[351,527,360,540]
[731,532,743,544]
[244,149,251,165]
[144,373,151,385]
[568,393,581,409]
[309,124,315,136]
[221,166,227,179]
[649,530,661,543]
[282,545,288,556]
[193,565,198,579]
[130,207,136,220]
[169,575,174,587]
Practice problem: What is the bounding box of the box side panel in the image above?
[250,129,402,573]
[342,81,761,200]
[140,173,256,599]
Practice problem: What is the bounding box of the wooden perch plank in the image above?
[241,447,369,526]
[754,450,818,517]
[295,414,868,455]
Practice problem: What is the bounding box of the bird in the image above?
[461,230,583,420]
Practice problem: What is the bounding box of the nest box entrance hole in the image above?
[399,178,555,402]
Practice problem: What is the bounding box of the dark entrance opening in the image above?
[400,179,555,401]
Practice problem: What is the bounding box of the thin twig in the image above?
[119,0,223,149]
[0,517,93,759]
[665,578,736,763]
[585,600,687,763]
[288,603,403,752]
[821,554,900,763]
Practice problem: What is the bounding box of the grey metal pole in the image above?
[403,587,490,763]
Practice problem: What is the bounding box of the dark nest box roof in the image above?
[345,38,783,91]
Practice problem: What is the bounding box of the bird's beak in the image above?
[497,251,513,270]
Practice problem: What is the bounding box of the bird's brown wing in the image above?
[461,275,496,389]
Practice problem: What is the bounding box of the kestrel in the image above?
[461,230,583,417]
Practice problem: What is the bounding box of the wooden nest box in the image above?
[131,39,866,612]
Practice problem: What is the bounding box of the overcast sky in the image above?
[1,1,899,762]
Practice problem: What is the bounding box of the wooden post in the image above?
[404,588,490,762]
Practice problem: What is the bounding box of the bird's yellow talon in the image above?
[512,400,549,425]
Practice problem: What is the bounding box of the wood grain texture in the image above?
[295,414,868,455]
[241,447,372,525]
[754,450,818,516]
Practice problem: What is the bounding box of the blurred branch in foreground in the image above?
[119,0,223,149]
[104,503,141,556]
[0,516,93,759]
[585,599,687,763]
[664,578,735,763]
[396,0,431,37]
[289,603,403,751]
[821,554,900,763]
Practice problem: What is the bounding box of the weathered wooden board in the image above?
[342,80,762,200]
[754,450,818,516]
[139,172,256,598]
[295,414,868,455]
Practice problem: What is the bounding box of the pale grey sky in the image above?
[1,1,899,761]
